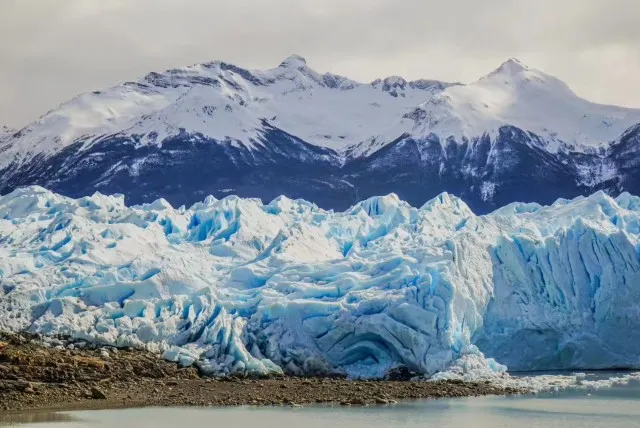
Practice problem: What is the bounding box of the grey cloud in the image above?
[1,0,639,127]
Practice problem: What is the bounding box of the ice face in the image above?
[0,187,639,378]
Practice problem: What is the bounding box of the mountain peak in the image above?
[478,57,579,97]
[492,58,530,75]
[279,54,307,69]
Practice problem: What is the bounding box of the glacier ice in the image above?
[1,186,640,378]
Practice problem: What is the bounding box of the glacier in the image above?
[0,186,639,378]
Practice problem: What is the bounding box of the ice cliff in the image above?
[0,187,639,378]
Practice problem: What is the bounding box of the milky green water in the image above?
[2,375,639,428]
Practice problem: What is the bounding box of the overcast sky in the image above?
[2,0,639,128]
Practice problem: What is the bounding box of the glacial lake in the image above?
[2,373,640,428]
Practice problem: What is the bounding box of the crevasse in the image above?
[0,187,639,378]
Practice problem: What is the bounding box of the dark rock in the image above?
[384,366,419,381]
[90,387,107,400]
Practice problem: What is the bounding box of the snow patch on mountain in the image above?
[0,187,639,378]
[480,181,497,201]
[575,159,619,187]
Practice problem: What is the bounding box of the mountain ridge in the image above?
[4,55,638,164]
[1,55,639,213]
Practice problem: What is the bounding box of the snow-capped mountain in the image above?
[351,58,640,157]
[1,55,639,212]
[0,54,454,166]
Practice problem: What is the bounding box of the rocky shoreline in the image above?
[0,332,524,413]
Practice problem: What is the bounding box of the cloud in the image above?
[1,0,639,127]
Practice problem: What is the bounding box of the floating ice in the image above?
[0,187,639,378]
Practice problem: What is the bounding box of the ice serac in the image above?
[0,187,639,378]
[476,192,640,370]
